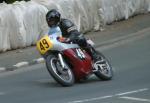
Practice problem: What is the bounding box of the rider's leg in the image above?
[75,36,99,61]
[84,44,98,60]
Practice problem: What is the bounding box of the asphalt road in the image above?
[0,23,150,103]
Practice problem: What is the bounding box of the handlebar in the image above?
[57,37,70,43]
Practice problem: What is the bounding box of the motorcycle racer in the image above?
[46,9,98,61]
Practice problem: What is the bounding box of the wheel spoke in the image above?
[51,58,72,82]
[94,59,110,75]
[93,51,113,80]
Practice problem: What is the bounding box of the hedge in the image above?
[0,0,30,4]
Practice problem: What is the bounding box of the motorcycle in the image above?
[36,26,113,86]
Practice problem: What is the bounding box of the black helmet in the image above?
[46,9,61,27]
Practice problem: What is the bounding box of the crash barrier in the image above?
[0,0,150,52]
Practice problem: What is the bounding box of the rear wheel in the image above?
[46,55,75,86]
[94,51,113,80]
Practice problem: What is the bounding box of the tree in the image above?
[0,0,30,4]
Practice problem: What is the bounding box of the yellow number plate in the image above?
[36,35,53,54]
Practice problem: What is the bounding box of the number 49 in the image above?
[40,39,49,51]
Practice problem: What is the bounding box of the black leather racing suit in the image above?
[59,19,84,45]
[58,18,96,60]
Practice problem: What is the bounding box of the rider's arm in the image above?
[61,19,81,41]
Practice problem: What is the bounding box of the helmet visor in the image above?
[47,18,58,27]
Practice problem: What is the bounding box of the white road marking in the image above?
[68,88,149,103]
[0,63,44,78]
[36,58,44,63]
[115,88,149,96]
[120,96,150,102]
[68,95,113,103]
[14,62,29,68]
[0,67,6,72]
[0,92,5,95]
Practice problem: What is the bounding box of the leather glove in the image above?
[57,37,70,43]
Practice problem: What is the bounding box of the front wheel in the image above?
[94,51,113,80]
[46,54,75,86]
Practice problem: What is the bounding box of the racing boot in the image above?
[84,45,101,62]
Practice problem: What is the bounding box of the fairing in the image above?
[63,49,93,80]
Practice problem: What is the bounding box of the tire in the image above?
[94,51,113,80]
[46,54,75,86]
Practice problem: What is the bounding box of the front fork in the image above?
[58,53,65,69]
